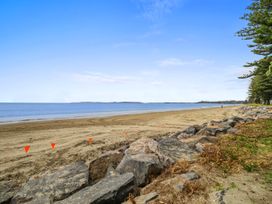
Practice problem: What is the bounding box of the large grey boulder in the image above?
[11,161,89,204]
[222,119,236,127]
[158,137,196,162]
[124,137,159,155]
[183,125,203,135]
[197,127,221,136]
[228,116,246,123]
[116,137,196,187]
[197,136,218,144]
[116,138,170,186]
[0,181,18,204]
[116,154,163,186]
[197,120,231,136]
[123,137,173,166]
[173,125,204,139]
[55,173,135,204]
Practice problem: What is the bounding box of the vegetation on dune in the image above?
[201,119,272,184]
[237,0,272,105]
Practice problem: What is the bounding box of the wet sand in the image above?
[0,106,239,185]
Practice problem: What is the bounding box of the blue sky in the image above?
[0,0,254,102]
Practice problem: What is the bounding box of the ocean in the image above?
[0,102,233,123]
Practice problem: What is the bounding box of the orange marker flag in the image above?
[88,138,93,144]
[51,143,56,150]
[24,145,30,153]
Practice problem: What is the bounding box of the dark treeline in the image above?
[237,0,272,105]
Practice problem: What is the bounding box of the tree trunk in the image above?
[264,99,270,105]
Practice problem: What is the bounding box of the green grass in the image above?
[232,119,272,172]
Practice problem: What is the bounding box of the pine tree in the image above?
[237,0,272,104]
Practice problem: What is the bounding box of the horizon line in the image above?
[0,100,246,104]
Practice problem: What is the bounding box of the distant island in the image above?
[75,101,246,104]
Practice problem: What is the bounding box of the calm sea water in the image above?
[0,102,232,123]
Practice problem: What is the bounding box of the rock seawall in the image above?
[1,106,272,204]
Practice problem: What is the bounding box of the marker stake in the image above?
[51,143,56,150]
[24,145,30,153]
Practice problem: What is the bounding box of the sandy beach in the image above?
[0,106,239,186]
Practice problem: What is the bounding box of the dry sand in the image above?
[0,106,239,185]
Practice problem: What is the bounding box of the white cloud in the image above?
[158,58,214,67]
[72,71,163,86]
[73,72,140,84]
[134,0,180,20]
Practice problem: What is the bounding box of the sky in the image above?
[0,0,255,102]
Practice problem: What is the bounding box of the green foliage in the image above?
[243,163,259,172]
[266,62,272,76]
[238,0,272,104]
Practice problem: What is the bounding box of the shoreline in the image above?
[0,106,239,186]
[0,104,237,125]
